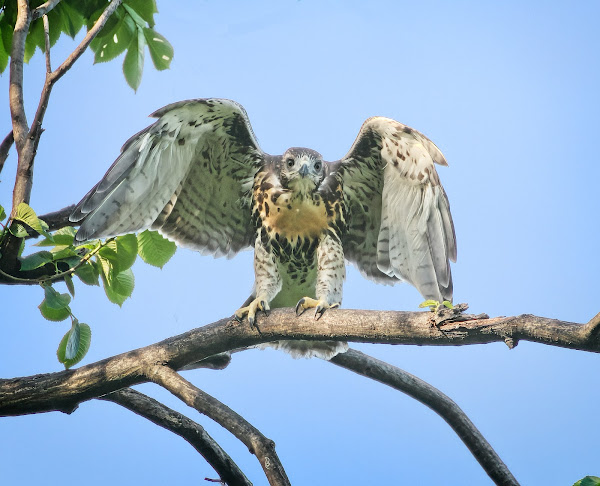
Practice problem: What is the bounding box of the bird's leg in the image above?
[234,237,281,330]
[295,233,345,320]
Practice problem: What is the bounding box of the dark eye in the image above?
[314,161,322,171]
[286,158,294,168]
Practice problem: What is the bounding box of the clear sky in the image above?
[1,1,599,484]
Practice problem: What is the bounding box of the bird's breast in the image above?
[261,190,329,240]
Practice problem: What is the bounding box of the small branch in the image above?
[49,0,123,85]
[43,15,51,73]
[0,131,14,174]
[148,365,290,486]
[100,388,252,486]
[31,0,62,20]
[330,349,520,486]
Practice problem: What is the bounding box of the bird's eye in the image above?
[314,161,322,171]
[286,158,294,168]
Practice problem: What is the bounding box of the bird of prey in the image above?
[70,98,456,358]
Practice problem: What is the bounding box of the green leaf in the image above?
[13,202,48,236]
[0,204,6,221]
[418,300,439,309]
[36,226,76,246]
[50,247,78,261]
[24,16,44,63]
[93,11,134,63]
[9,222,29,238]
[102,234,138,272]
[123,26,145,91]
[101,268,135,306]
[19,250,54,271]
[143,28,173,71]
[39,300,71,322]
[43,285,71,309]
[64,273,75,297]
[74,261,100,286]
[125,0,158,27]
[57,321,91,369]
[0,32,7,73]
[137,230,176,268]
[55,1,85,39]
[574,477,600,486]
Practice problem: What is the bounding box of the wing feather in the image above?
[337,117,456,301]
[70,99,264,257]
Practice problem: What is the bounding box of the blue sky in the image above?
[1,1,600,484]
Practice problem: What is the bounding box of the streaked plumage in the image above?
[71,98,456,359]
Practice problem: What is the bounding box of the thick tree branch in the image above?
[9,0,30,152]
[330,349,519,486]
[1,307,597,418]
[100,388,252,486]
[149,365,290,486]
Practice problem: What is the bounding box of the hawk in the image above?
[70,99,456,358]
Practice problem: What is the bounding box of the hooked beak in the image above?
[298,164,309,178]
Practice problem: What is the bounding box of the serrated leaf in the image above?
[43,285,71,309]
[137,230,176,268]
[64,273,75,297]
[51,247,78,261]
[93,11,134,64]
[39,300,71,322]
[9,222,29,238]
[143,28,172,71]
[57,322,91,369]
[19,250,54,271]
[36,226,76,246]
[56,1,85,39]
[74,261,99,286]
[125,0,157,27]
[102,234,138,272]
[24,16,44,63]
[64,318,81,360]
[123,26,144,91]
[13,202,47,236]
[101,267,134,305]
[0,204,6,221]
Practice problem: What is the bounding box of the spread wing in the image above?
[334,117,456,301]
[70,98,264,258]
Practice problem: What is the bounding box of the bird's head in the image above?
[279,148,325,195]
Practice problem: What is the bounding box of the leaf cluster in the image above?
[0,202,177,367]
[0,0,173,90]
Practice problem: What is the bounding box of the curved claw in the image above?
[295,298,307,316]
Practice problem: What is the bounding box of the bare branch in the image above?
[31,0,62,20]
[100,388,252,486]
[0,307,598,417]
[148,365,290,486]
[43,15,51,73]
[330,349,519,486]
[0,131,14,174]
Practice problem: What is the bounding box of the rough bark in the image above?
[1,306,598,417]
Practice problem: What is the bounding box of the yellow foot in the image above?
[295,297,340,320]
[234,297,270,330]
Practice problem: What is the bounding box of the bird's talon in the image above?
[295,298,306,316]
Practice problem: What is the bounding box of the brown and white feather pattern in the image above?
[70,99,263,258]
[337,117,456,302]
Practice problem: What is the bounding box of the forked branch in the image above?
[100,388,252,486]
